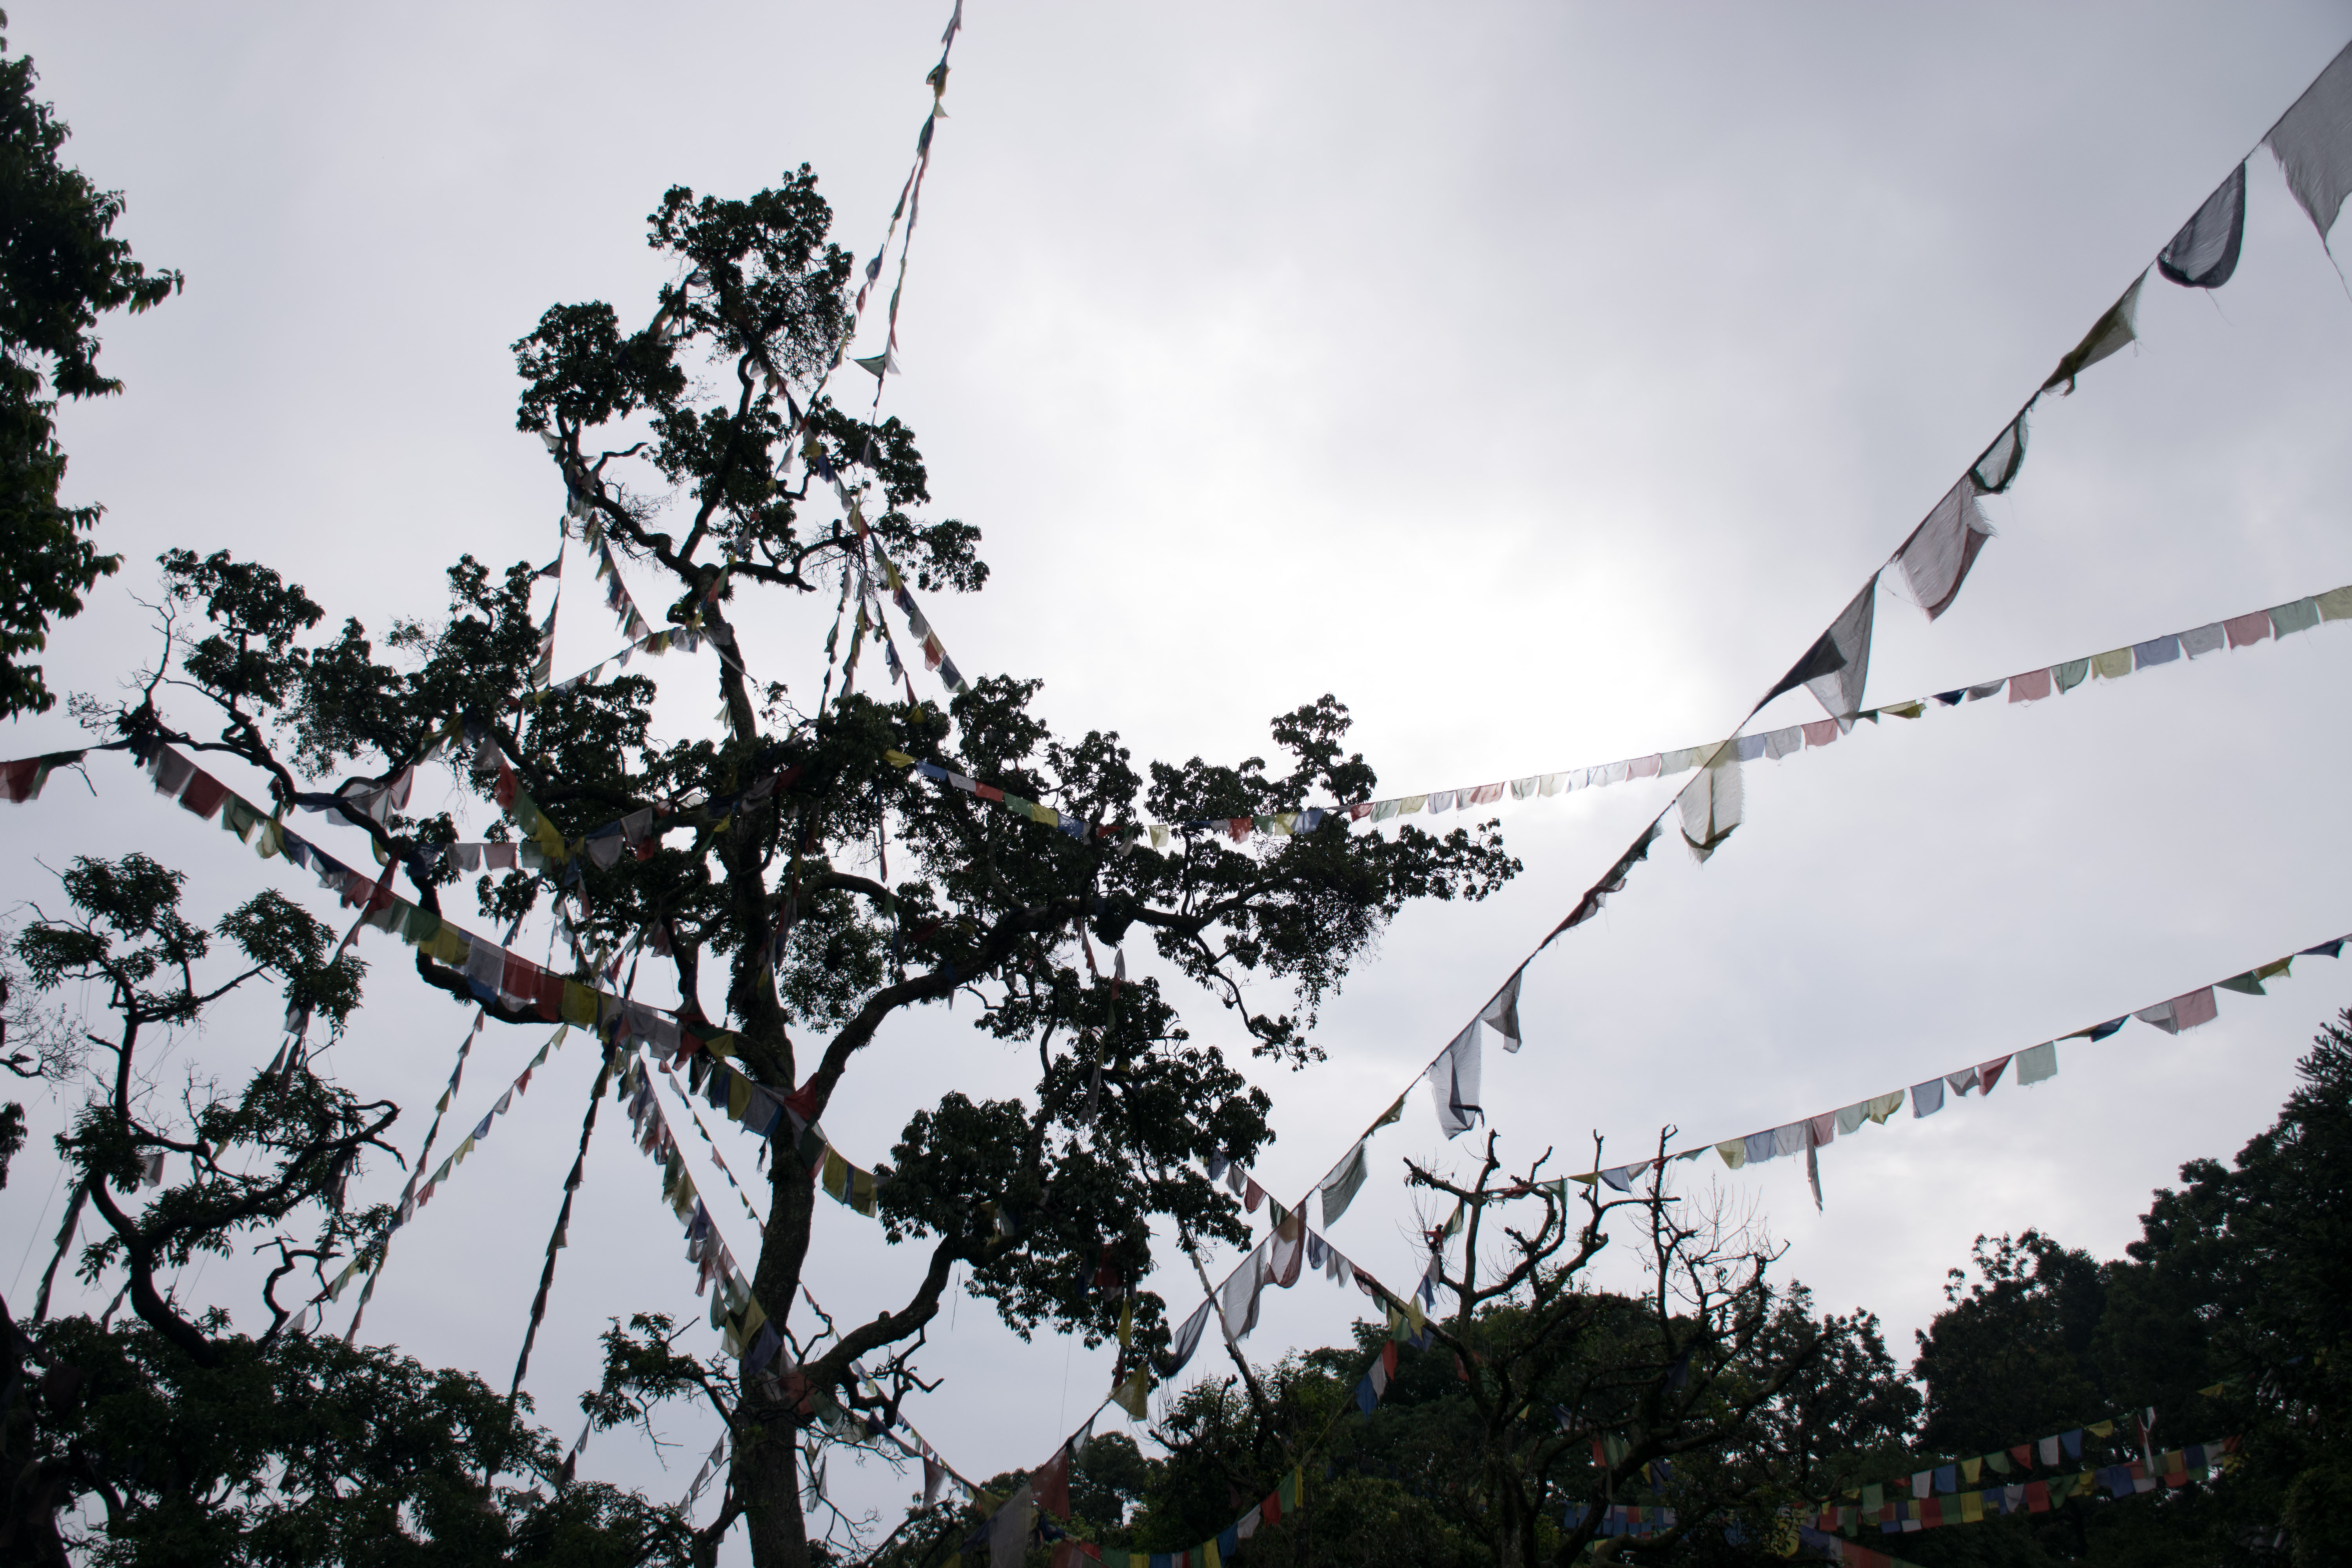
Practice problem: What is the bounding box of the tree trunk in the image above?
[739,1113,820,1568]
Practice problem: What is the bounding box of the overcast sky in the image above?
[6,2,2352,1555]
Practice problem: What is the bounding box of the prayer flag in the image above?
[1972,412,2030,494]
[1479,969,1524,1053]
[2180,621,2226,659]
[2158,164,2248,288]
[2271,597,2322,637]
[2016,1041,2058,1086]
[1319,1142,1369,1226]
[2265,41,2352,243]
[1675,746,1742,862]
[1430,1021,1483,1138]
[1893,477,1995,621]
[2043,273,2145,394]
[1911,1079,1945,1118]
[1769,576,1877,719]
[2224,610,2272,648]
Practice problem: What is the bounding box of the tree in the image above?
[1,853,688,1564]
[2089,1008,2352,1566]
[1911,1231,2109,1458]
[83,164,1517,1568]
[1075,1135,1912,1568]
[0,12,180,720]
[1885,1011,2352,1567]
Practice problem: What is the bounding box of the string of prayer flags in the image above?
[846,500,972,696]
[320,1022,570,1307]
[521,616,709,709]
[763,0,964,468]
[895,754,1090,841]
[1849,1443,2235,1537]
[1566,928,2348,1200]
[1103,574,2352,848]
[614,1054,784,1374]
[112,741,702,1061]
[0,749,87,803]
[342,556,2351,903]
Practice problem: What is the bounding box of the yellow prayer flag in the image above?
[729,1075,751,1121]
[885,750,914,767]
[2085,1419,2114,1438]
[1960,1457,1980,1485]
[822,1148,851,1200]
[562,982,601,1027]
[851,1168,877,1216]
[1958,1491,1983,1523]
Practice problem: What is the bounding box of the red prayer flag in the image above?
[2011,1443,2033,1468]
[1034,1446,1071,1519]
[976,784,1003,803]
[1920,1498,1942,1528]
[2024,1480,2050,1512]
[2171,986,2220,1032]
[502,953,539,998]
[1381,1342,1398,1379]
[178,771,229,820]
[1978,1055,2013,1094]
[1261,1488,1281,1527]
[2224,610,2272,648]
[2007,667,2053,703]
[0,758,39,802]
